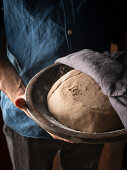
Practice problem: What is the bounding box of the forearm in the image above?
[0,37,26,104]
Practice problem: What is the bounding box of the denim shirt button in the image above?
[67,29,72,35]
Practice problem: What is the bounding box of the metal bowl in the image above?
[26,63,127,144]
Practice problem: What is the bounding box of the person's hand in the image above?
[48,132,73,143]
[15,96,73,143]
[14,94,32,119]
[15,94,73,143]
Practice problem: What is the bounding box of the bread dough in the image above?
[47,70,123,133]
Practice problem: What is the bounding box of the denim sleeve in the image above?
[112,0,127,44]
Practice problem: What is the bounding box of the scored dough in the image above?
[47,70,123,133]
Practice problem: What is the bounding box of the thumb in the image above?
[14,95,32,119]
[14,95,26,110]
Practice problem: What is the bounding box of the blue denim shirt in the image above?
[1,0,126,138]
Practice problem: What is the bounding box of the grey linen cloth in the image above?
[55,49,127,128]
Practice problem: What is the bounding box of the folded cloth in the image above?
[56,49,127,128]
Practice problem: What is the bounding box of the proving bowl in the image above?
[25,63,127,144]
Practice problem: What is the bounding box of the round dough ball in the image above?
[47,70,123,133]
